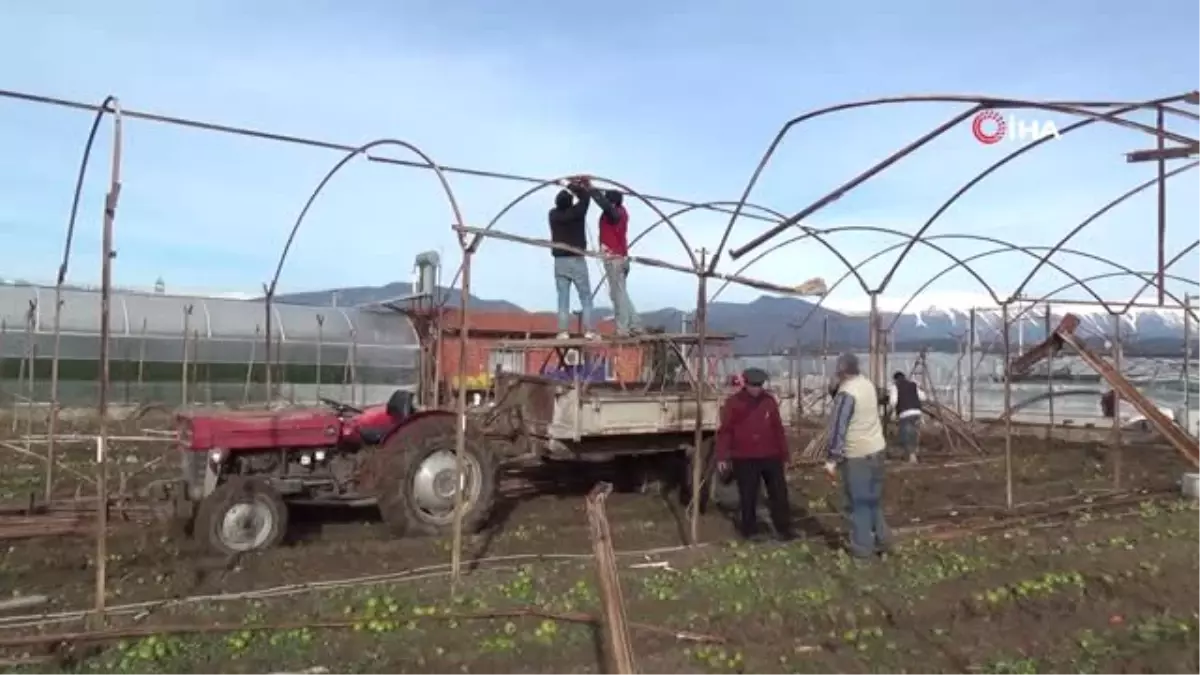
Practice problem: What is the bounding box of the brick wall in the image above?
[433,309,642,390]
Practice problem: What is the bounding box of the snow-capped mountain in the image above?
[886,304,1189,344]
[646,296,1193,355]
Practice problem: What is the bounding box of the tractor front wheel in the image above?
[194,477,288,556]
[376,417,498,538]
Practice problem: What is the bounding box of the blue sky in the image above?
[0,0,1197,314]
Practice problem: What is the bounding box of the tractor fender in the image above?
[360,410,482,496]
[380,410,459,447]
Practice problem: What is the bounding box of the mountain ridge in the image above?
[272,283,1194,355]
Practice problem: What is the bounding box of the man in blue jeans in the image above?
[823,353,892,559]
[547,177,597,340]
[889,371,923,463]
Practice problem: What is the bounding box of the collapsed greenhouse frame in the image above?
[0,85,1196,628]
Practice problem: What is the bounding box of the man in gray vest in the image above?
[823,353,892,558]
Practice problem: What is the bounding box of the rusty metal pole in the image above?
[450,247,473,593]
[1156,105,1167,306]
[954,337,963,417]
[45,292,64,502]
[1045,304,1054,446]
[315,314,324,402]
[263,285,273,405]
[1185,294,1193,437]
[1001,303,1013,510]
[1112,315,1123,489]
[820,315,829,416]
[13,305,32,435]
[181,304,193,409]
[968,309,976,422]
[868,293,880,385]
[94,100,123,619]
[135,318,147,399]
[689,249,708,546]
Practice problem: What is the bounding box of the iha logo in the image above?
[971,110,1061,145]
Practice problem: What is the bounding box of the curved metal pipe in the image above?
[717,229,1195,335]
[715,229,1147,312]
[269,138,466,296]
[47,95,122,502]
[1008,161,1199,303]
[1003,270,1200,329]
[884,243,1199,329]
[1119,241,1200,315]
[716,92,1199,266]
[442,174,700,302]
[876,94,1197,293]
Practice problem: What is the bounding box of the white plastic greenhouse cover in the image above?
[0,282,420,347]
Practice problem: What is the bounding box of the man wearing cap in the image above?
[715,367,794,541]
[824,353,892,558]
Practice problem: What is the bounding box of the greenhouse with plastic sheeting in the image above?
[0,283,420,408]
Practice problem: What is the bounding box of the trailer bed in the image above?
[492,373,721,440]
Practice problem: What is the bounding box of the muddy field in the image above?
[0,414,1197,673]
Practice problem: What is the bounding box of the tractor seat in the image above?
[359,390,416,446]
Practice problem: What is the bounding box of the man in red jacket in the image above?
[588,187,642,336]
[715,367,794,540]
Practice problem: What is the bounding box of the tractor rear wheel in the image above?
[376,416,498,538]
[194,477,288,556]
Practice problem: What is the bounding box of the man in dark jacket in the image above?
[890,372,922,463]
[715,367,794,540]
[548,177,596,340]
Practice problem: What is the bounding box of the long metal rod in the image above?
[0,87,842,232]
[181,305,193,408]
[1185,294,1194,437]
[449,247,473,593]
[968,309,976,422]
[1156,105,1167,306]
[688,249,709,546]
[1001,303,1013,510]
[94,99,123,618]
[1111,315,1123,490]
[1045,304,1055,444]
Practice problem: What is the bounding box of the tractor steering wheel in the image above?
[319,396,362,416]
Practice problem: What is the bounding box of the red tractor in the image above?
[150,390,498,555]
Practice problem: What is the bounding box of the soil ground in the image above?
[0,414,1197,673]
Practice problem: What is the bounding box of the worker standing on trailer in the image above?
[715,367,794,541]
[824,353,892,558]
[585,184,642,337]
[548,176,597,340]
[890,371,922,464]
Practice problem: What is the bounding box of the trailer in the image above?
[470,332,746,509]
[151,330,748,554]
